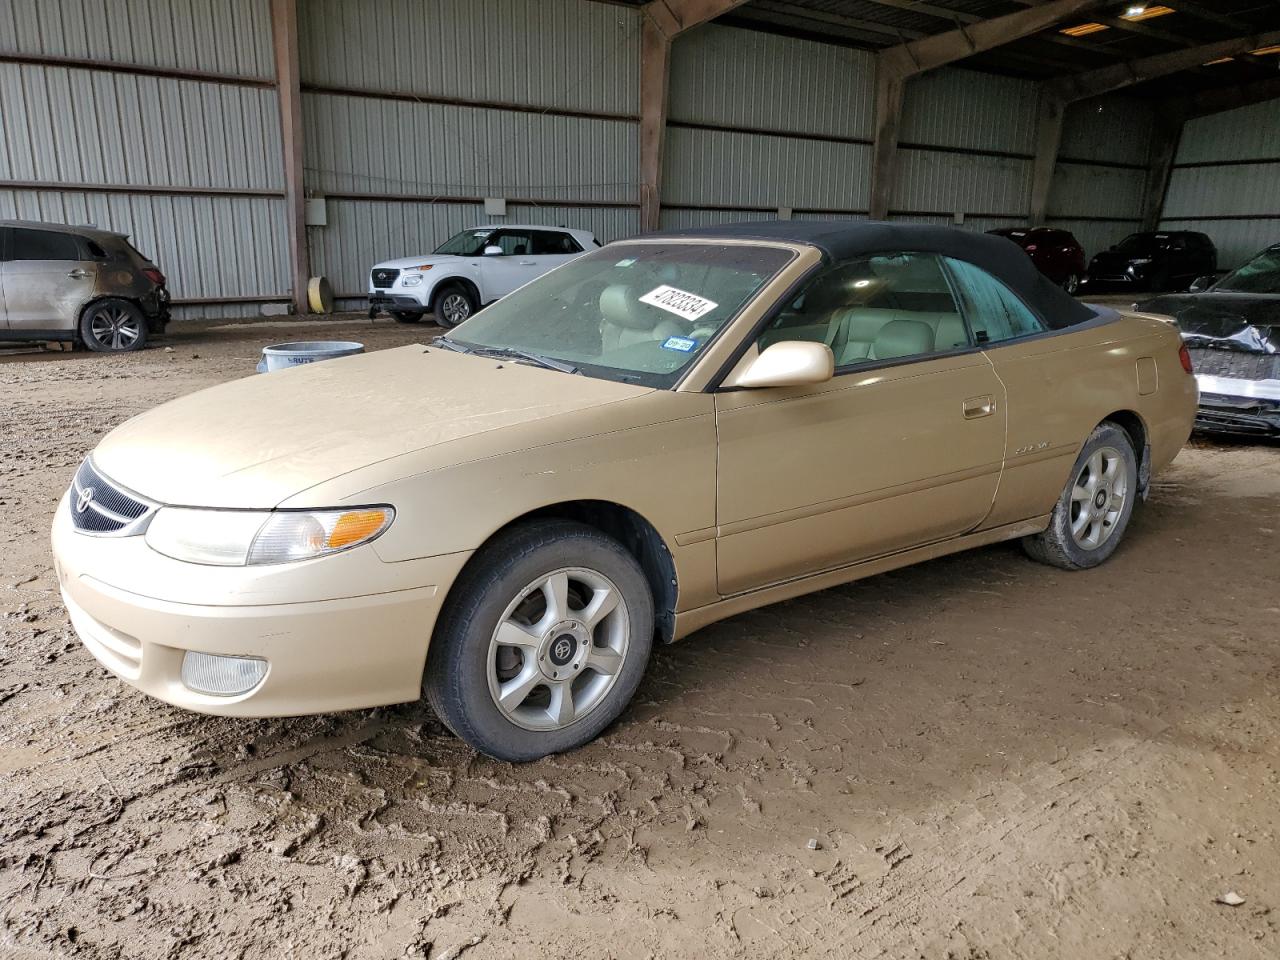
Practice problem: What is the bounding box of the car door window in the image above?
[757,252,971,367]
[490,230,532,257]
[531,231,582,255]
[943,257,1046,345]
[11,228,81,261]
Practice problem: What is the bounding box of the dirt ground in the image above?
[2,315,1278,960]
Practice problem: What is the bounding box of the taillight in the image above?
[142,267,166,287]
[1025,244,1038,252]
[1179,343,1193,374]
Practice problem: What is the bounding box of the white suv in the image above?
[367,225,598,327]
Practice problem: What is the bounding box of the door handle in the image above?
[963,395,995,419]
[68,268,91,279]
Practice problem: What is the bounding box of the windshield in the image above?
[1215,248,1280,294]
[448,242,795,387]
[434,229,494,257]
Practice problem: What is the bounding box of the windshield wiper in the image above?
[431,335,471,353]
[471,346,580,374]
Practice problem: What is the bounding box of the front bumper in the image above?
[51,495,470,717]
[1195,380,1280,436]
[368,292,428,315]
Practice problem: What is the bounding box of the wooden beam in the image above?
[869,0,1104,222]
[638,0,750,232]
[1177,75,1280,121]
[1047,29,1280,102]
[1028,91,1067,225]
[271,0,309,315]
[1141,112,1183,230]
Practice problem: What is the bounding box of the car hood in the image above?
[91,345,653,507]
[1137,292,1280,354]
[371,254,467,271]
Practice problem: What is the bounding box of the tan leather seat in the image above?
[827,307,969,364]
[869,318,935,360]
[599,284,685,352]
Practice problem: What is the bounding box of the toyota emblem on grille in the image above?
[76,486,96,514]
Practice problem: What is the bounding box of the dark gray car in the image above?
[0,220,170,352]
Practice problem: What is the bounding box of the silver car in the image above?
[0,220,170,352]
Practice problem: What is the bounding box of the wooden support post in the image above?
[869,65,904,221]
[639,16,672,233]
[1028,92,1066,226]
[271,0,309,315]
[1141,113,1183,231]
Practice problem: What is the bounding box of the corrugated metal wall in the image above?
[1161,98,1280,269]
[301,0,642,305]
[0,0,286,319]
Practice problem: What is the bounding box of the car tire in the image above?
[1022,422,1138,571]
[1062,272,1081,296]
[79,299,148,353]
[432,283,476,328]
[390,310,421,324]
[425,519,654,762]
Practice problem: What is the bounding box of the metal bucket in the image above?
[256,340,364,373]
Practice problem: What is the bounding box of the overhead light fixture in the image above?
[1203,56,1234,65]
[1122,5,1174,21]
[1250,44,1280,56]
[1061,21,1109,36]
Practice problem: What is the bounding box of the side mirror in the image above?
[482,244,503,256]
[726,341,834,390]
[1189,275,1214,293]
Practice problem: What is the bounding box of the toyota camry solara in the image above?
[52,221,1197,761]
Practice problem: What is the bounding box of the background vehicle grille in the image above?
[70,458,154,534]
[370,268,400,289]
[1188,348,1280,382]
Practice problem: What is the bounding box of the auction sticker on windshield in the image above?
[639,285,719,322]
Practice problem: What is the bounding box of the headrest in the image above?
[872,318,934,360]
[600,284,653,330]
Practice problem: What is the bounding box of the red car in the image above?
[987,227,1087,295]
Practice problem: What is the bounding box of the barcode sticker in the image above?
[639,285,719,322]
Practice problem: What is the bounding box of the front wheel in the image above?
[80,299,147,353]
[1062,272,1081,296]
[432,283,476,328]
[1023,422,1138,570]
[390,310,422,324]
[425,520,654,761]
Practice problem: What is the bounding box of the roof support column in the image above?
[1028,92,1066,226]
[271,0,309,315]
[1141,113,1183,231]
[869,65,905,221]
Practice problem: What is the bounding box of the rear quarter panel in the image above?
[982,312,1196,528]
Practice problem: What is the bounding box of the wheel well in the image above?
[432,277,481,310]
[76,296,148,340]
[474,501,678,644]
[1102,410,1150,496]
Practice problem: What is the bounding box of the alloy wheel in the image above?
[440,293,471,325]
[1069,445,1129,550]
[486,567,629,732]
[87,305,142,351]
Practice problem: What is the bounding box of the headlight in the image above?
[1130,258,1153,266]
[402,275,422,286]
[145,506,394,566]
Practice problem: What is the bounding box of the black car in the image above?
[1138,243,1280,436]
[1086,231,1217,293]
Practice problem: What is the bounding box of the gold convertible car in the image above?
[52,222,1197,761]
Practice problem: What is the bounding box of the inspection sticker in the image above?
[661,336,698,352]
[640,285,719,322]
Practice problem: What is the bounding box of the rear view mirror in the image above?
[726,341,834,389]
[1189,275,1214,293]
[483,245,503,256]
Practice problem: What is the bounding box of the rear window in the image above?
[10,228,82,261]
[532,231,583,255]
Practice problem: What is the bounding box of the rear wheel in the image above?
[1062,272,1081,296]
[433,283,476,328]
[79,299,147,353]
[1023,422,1138,570]
[425,520,654,761]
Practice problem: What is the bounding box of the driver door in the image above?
[478,229,540,300]
[714,253,1007,595]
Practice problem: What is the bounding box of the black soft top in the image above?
[658,219,1099,329]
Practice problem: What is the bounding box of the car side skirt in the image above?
[671,515,1050,641]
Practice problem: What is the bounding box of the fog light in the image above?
[180,652,268,696]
